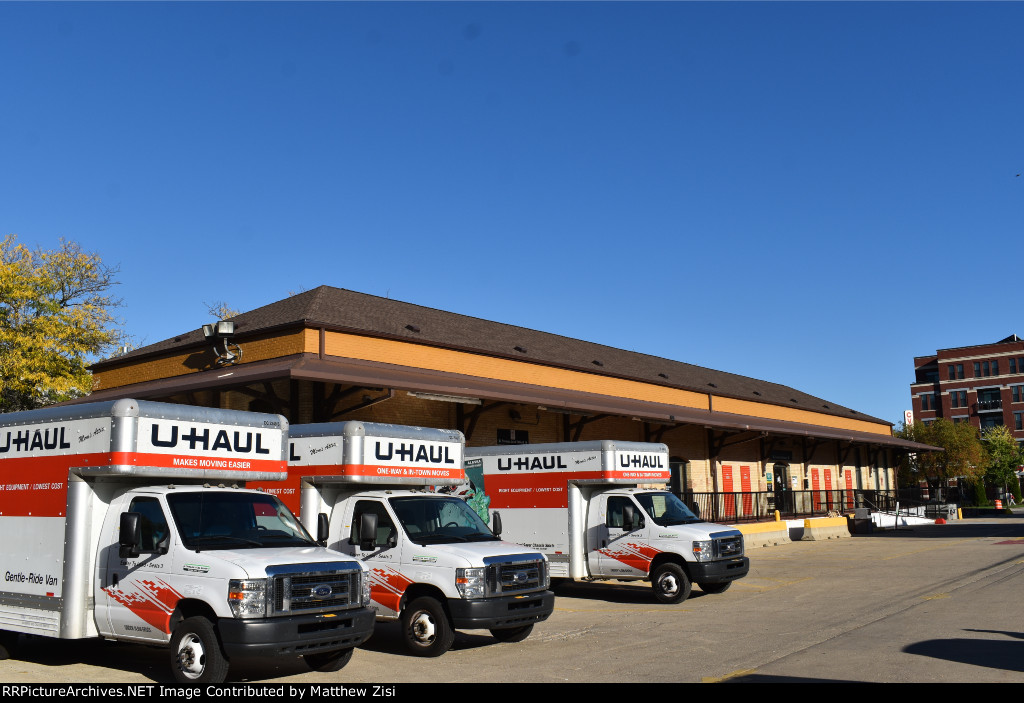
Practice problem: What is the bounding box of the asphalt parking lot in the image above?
[5,514,1024,684]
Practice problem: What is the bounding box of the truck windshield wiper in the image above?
[412,534,469,544]
[190,535,263,551]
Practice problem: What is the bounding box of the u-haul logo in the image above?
[373,441,456,465]
[143,420,280,458]
[0,428,72,454]
[616,453,666,469]
[497,455,569,471]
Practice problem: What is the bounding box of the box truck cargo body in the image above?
[465,441,749,603]
[0,400,374,682]
[252,421,555,657]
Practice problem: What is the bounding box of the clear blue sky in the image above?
[2,2,1022,428]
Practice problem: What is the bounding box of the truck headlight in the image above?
[361,571,372,606]
[228,579,268,618]
[456,568,486,598]
[691,540,714,562]
[542,560,550,588]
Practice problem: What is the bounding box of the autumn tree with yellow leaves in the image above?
[0,235,126,412]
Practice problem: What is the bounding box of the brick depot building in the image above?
[80,286,928,498]
[911,334,1024,441]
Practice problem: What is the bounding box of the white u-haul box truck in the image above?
[0,399,375,683]
[253,421,555,657]
[464,441,749,603]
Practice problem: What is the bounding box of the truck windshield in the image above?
[634,492,701,527]
[167,491,316,551]
[389,495,498,545]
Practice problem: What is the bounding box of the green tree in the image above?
[0,235,125,412]
[981,425,1023,501]
[895,419,984,491]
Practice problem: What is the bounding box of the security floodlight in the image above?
[203,320,242,367]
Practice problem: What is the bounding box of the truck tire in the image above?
[699,581,732,594]
[303,647,354,672]
[401,597,454,657]
[170,616,230,683]
[0,631,18,660]
[489,625,533,643]
[651,563,691,604]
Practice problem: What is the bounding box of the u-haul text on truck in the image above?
[465,440,750,603]
[0,399,375,683]
[253,421,555,657]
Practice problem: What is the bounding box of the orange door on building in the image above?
[845,469,855,509]
[824,470,833,511]
[722,464,736,516]
[811,468,821,510]
[740,465,753,516]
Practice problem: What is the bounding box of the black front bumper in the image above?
[218,606,375,659]
[687,557,750,584]
[448,590,555,630]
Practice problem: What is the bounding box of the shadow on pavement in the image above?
[902,635,1024,673]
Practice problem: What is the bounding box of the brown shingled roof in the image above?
[95,285,887,426]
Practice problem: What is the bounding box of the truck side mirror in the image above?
[119,512,142,559]
[491,511,502,537]
[688,501,701,519]
[622,504,636,532]
[359,512,379,551]
[317,513,329,546]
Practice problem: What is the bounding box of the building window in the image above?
[980,415,1004,430]
[993,360,1000,375]
[948,365,955,381]
[953,416,970,424]
[975,362,982,377]
[921,393,939,411]
[957,364,964,379]
[951,390,967,408]
[1014,386,1023,403]
[1012,358,1018,374]
[1016,412,1023,431]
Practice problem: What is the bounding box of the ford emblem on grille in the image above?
[513,570,528,583]
[310,584,333,599]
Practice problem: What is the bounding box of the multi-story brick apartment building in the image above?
[911,335,1024,442]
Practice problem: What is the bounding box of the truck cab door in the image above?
[97,495,177,643]
[590,495,650,578]
[345,499,404,619]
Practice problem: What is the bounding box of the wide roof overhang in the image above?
[71,353,937,453]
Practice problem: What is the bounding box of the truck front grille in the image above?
[486,559,544,595]
[715,534,744,558]
[266,563,362,616]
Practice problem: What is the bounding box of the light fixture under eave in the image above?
[407,391,482,405]
[202,320,241,367]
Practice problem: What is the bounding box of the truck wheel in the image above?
[401,597,454,657]
[651,563,691,604]
[303,647,354,672]
[699,581,732,594]
[170,617,230,683]
[0,631,18,660]
[490,625,533,643]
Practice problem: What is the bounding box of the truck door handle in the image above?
[112,573,119,587]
